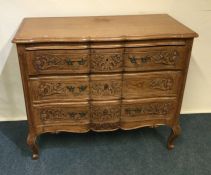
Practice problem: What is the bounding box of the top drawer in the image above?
[124,46,187,71]
[25,44,188,75]
[26,49,90,75]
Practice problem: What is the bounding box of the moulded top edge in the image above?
[12,14,198,43]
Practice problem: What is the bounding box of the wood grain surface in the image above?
[13,14,198,43]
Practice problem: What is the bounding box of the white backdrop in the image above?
[0,0,211,121]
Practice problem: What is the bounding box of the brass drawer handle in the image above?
[129,56,137,64]
[129,50,179,65]
[129,56,151,64]
[78,58,87,65]
[66,85,88,94]
[65,58,87,66]
[78,85,88,92]
[65,58,73,65]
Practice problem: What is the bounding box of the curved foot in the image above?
[167,124,181,150]
[32,153,39,160]
[27,132,39,160]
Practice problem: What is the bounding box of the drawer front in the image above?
[91,101,121,131]
[26,50,90,75]
[121,98,177,122]
[29,76,89,103]
[32,102,90,126]
[91,48,123,73]
[123,71,182,99]
[124,46,187,71]
[90,74,122,100]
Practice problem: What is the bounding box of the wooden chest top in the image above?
[12,14,198,43]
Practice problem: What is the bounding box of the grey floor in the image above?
[0,114,211,175]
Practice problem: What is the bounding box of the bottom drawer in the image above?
[121,98,177,122]
[32,101,121,132]
[32,102,90,126]
[31,98,177,133]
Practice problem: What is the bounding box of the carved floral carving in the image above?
[91,123,119,130]
[91,104,120,130]
[91,105,121,122]
[124,102,172,117]
[129,50,179,66]
[91,81,122,97]
[128,77,174,91]
[149,78,174,90]
[91,54,122,72]
[40,108,89,122]
[38,82,88,97]
[32,54,89,71]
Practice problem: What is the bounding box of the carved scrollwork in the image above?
[91,81,122,97]
[128,77,174,92]
[38,82,88,97]
[32,54,89,71]
[91,122,119,130]
[91,54,122,72]
[149,78,174,90]
[91,105,121,122]
[129,50,179,66]
[124,102,172,117]
[40,108,89,122]
[38,83,65,97]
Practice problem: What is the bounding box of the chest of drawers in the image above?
[13,14,198,159]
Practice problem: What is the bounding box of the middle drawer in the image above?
[123,71,182,99]
[29,74,122,103]
[29,71,182,103]
[29,75,90,103]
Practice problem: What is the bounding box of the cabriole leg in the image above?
[27,131,39,160]
[167,123,181,150]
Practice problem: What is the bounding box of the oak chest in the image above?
[13,14,198,159]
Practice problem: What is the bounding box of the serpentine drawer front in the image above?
[26,49,90,75]
[124,46,187,71]
[12,14,198,159]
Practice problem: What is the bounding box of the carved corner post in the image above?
[167,38,194,150]
[17,44,40,159]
